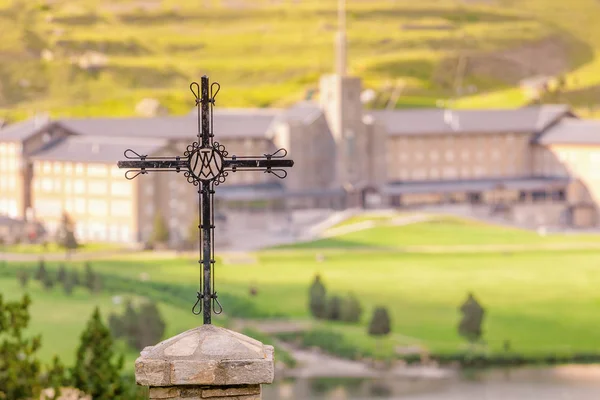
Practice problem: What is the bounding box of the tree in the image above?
[458,292,485,344]
[151,212,170,246]
[35,258,47,281]
[309,274,327,319]
[70,269,80,287]
[136,301,166,349]
[326,295,342,321]
[0,294,43,399]
[57,264,67,284]
[62,274,74,296]
[340,292,362,323]
[42,273,55,291]
[17,269,30,289]
[92,273,103,294]
[71,307,127,400]
[56,212,79,258]
[109,300,166,351]
[368,307,391,337]
[84,262,95,292]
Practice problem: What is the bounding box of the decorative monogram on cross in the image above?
[117,76,294,324]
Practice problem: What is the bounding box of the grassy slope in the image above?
[4,217,600,362]
[1,0,598,120]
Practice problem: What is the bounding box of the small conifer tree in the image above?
[368,307,391,337]
[62,274,74,296]
[326,296,342,321]
[17,269,30,289]
[84,262,95,292]
[0,294,43,399]
[340,292,363,323]
[35,259,47,281]
[458,292,485,344]
[57,264,67,284]
[42,274,55,291]
[309,274,327,319]
[71,308,127,399]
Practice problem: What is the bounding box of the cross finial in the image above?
[117,78,294,324]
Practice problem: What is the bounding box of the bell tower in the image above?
[319,0,367,189]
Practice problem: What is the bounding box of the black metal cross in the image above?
[117,76,294,324]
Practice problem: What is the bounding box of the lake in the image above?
[263,366,600,399]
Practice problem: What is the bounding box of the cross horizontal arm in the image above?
[223,159,294,170]
[117,159,189,169]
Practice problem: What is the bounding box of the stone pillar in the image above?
[135,325,274,400]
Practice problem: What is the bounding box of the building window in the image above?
[88,199,108,216]
[445,150,454,162]
[442,167,457,179]
[88,181,108,196]
[43,162,51,174]
[74,180,85,194]
[415,152,424,162]
[41,178,53,192]
[75,164,84,175]
[110,200,131,217]
[430,151,439,162]
[110,166,122,178]
[64,163,73,175]
[87,164,108,177]
[75,198,86,214]
[429,168,439,179]
[35,199,61,217]
[111,182,131,197]
[53,162,62,174]
[120,226,130,242]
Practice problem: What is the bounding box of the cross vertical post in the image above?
[117,76,294,324]
[199,76,213,324]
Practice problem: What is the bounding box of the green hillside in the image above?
[1,0,600,122]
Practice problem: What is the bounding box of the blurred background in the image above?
[2,0,600,399]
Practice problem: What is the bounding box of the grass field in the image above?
[0,276,207,369]
[2,242,125,254]
[1,0,600,121]
[3,216,600,366]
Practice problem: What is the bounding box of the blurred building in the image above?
[2,9,600,243]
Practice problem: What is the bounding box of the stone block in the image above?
[202,385,260,398]
[149,387,180,399]
[136,358,170,386]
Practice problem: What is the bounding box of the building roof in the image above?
[536,118,600,145]
[0,116,51,142]
[384,176,570,195]
[370,105,571,136]
[29,135,168,163]
[58,109,280,140]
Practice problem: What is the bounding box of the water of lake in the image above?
[263,366,600,399]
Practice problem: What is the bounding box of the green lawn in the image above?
[0,277,205,372]
[1,0,600,120]
[4,216,600,364]
[2,242,126,254]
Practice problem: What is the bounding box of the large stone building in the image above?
[3,9,600,243]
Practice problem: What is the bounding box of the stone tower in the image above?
[319,0,369,192]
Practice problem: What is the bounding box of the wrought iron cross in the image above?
[117,76,294,324]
